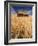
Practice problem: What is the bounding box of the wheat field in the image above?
[11,15,32,39]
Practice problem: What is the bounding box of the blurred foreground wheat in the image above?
[11,15,32,38]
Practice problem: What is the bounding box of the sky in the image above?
[11,5,32,15]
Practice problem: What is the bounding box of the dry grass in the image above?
[11,15,32,38]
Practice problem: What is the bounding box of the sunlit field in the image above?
[11,14,32,39]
